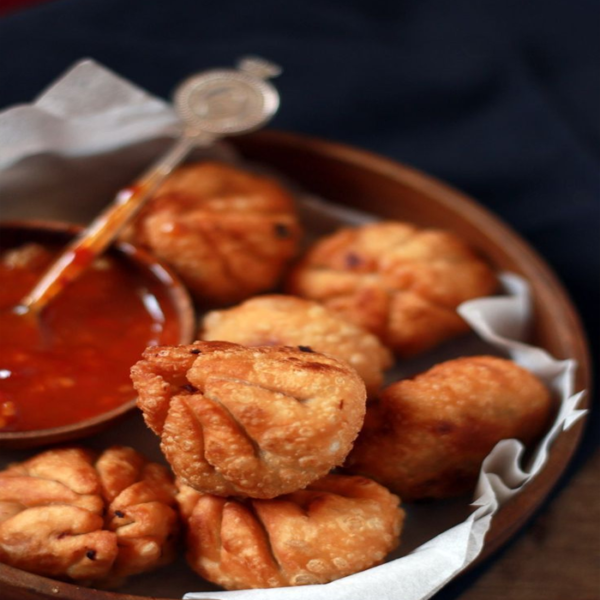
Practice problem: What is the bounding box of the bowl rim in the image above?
[0,129,592,600]
[0,219,196,446]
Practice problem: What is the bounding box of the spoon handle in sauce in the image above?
[19,57,282,316]
[19,133,211,315]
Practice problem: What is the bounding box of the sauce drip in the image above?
[0,243,179,431]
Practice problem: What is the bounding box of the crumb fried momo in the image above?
[201,294,392,396]
[345,356,552,500]
[123,161,302,306]
[0,446,178,587]
[288,221,497,357]
[132,341,367,498]
[177,474,404,590]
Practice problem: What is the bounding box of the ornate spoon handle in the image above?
[19,57,281,315]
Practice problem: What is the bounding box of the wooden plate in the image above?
[0,130,591,600]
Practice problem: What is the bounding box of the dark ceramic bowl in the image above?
[0,220,196,449]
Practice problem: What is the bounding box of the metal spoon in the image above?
[18,56,282,315]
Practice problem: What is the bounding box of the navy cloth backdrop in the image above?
[0,0,598,596]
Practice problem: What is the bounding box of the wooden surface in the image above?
[442,446,600,600]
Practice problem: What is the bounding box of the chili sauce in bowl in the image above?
[0,221,195,448]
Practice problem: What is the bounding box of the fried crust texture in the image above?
[0,446,178,587]
[122,161,302,306]
[287,221,497,357]
[132,341,367,498]
[177,473,404,590]
[0,448,114,583]
[345,356,552,500]
[200,294,392,396]
[96,446,179,587]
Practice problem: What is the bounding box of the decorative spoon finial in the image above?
[20,57,282,315]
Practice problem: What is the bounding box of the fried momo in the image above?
[287,221,497,357]
[177,474,404,590]
[0,446,178,587]
[123,161,302,306]
[95,446,179,586]
[132,342,367,498]
[200,295,393,396]
[345,356,552,500]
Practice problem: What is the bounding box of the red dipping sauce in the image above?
[0,242,181,431]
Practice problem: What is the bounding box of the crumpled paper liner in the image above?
[0,60,587,600]
[181,268,587,600]
[0,59,178,169]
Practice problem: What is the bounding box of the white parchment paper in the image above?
[0,61,587,600]
[0,59,178,169]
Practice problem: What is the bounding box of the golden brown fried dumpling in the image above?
[345,356,552,500]
[200,294,393,396]
[177,474,404,590]
[287,221,497,357]
[0,446,178,587]
[123,161,302,306]
[0,448,114,583]
[132,341,367,499]
[95,446,179,586]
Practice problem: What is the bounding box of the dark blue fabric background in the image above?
[0,1,598,597]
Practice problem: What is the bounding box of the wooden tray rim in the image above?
[0,129,592,600]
